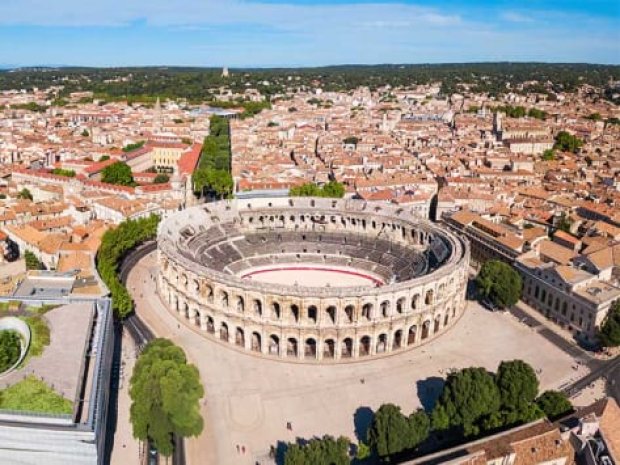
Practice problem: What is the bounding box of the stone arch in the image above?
[425,289,434,306]
[361,303,373,320]
[422,320,431,339]
[408,325,417,345]
[344,305,354,323]
[434,315,441,333]
[326,306,337,324]
[271,302,281,319]
[220,290,229,308]
[396,297,406,314]
[304,338,317,359]
[307,305,318,324]
[236,296,245,313]
[380,300,390,318]
[206,315,215,334]
[251,332,261,352]
[253,299,262,316]
[286,337,298,358]
[411,294,421,311]
[269,335,280,356]
[220,322,229,341]
[341,338,353,358]
[323,339,335,359]
[392,329,403,350]
[235,327,245,347]
[290,304,299,322]
[376,334,388,354]
[444,313,450,327]
[359,336,371,356]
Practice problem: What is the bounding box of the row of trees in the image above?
[475,260,522,309]
[282,360,572,463]
[0,330,22,372]
[24,250,45,270]
[289,181,346,198]
[51,168,76,178]
[129,339,204,456]
[599,301,620,347]
[495,105,547,120]
[122,140,145,153]
[554,131,584,153]
[192,116,233,198]
[96,215,159,318]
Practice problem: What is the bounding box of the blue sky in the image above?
[1,0,619,67]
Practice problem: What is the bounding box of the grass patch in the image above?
[0,376,72,414]
[19,315,50,361]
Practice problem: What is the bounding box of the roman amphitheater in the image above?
[157,197,470,362]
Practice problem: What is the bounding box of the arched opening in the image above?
[205,285,214,303]
[269,335,279,356]
[323,339,335,358]
[220,322,229,341]
[422,320,431,339]
[380,301,390,318]
[305,338,317,359]
[206,316,215,334]
[444,313,450,327]
[236,296,245,313]
[251,332,261,352]
[271,302,281,319]
[193,311,200,327]
[220,291,229,308]
[434,316,441,334]
[408,325,417,345]
[344,305,354,323]
[235,327,245,347]
[396,298,405,314]
[411,294,420,311]
[393,330,403,350]
[286,338,298,357]
[253,299,262,316]
[362,303,372,320]
[425,290,434,306]
[376,334,387,354]
[290,304,299,322]
[326,306,337,324]
[307,306,318,324]
[360,336,371,356]
[342,338,353,358]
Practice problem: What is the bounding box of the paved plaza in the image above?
[126,252,583,465]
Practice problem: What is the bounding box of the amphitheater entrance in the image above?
[376,334,387,354]
[286,338,298,358]
[408,325,417,345]
[269,335,279,356]
[220,323,229,342]
[393,330,403,350]
[235,328,245,347]
[341,338,353,358]
[360,336,371,356]
[323,339,335,359]
[251,332,261,352]
[206,316,215,334]
[305,338,317,359]
[422,321,431,340]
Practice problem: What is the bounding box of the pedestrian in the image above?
[242,446,246,454]
[236,444,240,454]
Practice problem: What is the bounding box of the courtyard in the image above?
[126,251,583,465]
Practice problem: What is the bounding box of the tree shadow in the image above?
[274,440,288,465]
[416,377,445,413]
[353,406,374,442]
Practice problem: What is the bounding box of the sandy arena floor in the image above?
[240,264,382,287]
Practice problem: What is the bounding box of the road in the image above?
[508,303,620,403]
[117,241,186,465]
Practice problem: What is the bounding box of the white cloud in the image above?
[500,11,537,24]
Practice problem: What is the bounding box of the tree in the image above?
[431,367,501,436]
[289,181,345,199]
[153,173,170,184]
[102,161,135,186]
[536,391,573,420]
[122,140,146,153]
[129,339,204,456]
[343,136,360,145]
[24,250,44,270]
[17,188,33,200]
[496,360,539,411]
[283,435,350,465]
[81,129,90,137]
[554,131,583,153]
[99,155,110,162]
[556,213,572,233]
[367,404,430,458]
[322,181,346,198]
[51,168,76,178]
[476,260,522,309]
[599,301,620,347]
[542,149,555,161]
[586,113,602,121]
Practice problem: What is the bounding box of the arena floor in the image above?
[239,264,383,287]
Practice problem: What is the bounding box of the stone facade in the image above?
[157,197,470,362]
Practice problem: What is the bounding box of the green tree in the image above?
[496,360,539,411]
[153,173,170,184]
[99,155,110,161]
[476,260,523,309]
[102,161,135,186]
[284,436,350,465]
[322,181,346,198]
[289,181,345,199]
[556,213,572,234]
[129,339,204,456]
[81,129,90,137]
[542,149,555,161]
[24,250,44,270]
[0,330,22,372]
[599,301,620,347]
[536,391,573,420]
[368,404,430,458]
[343,136,360,145]
[586,113,602,121]
[122,140,146,153]
[554,131,583,153]
[17,188,33,200]
[431,367,501,436]
[51,168,76,178]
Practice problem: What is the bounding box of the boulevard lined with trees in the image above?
[192,115,234,199]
